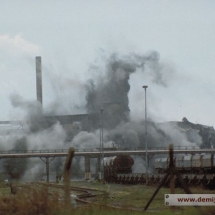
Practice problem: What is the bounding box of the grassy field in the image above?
[71,181,215,214]
[0,180,214,215]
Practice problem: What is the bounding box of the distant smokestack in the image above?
[36,56,43,114]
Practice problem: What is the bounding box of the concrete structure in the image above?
[0,148,214,159]
[84,156,91,180]
[0,148,215,182]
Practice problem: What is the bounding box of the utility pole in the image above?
[142,85,148,185]
[100,108,104,180]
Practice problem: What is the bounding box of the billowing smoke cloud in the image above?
[9,93,51,132]
[0,94,68,180]
[83,52,190,150]
[1,93,99,180]
[44,71,87,116]
[1,137,28,179]
[71,131,99,149]
[157,122,202,147]
[85,51,170,128]
[82,52,203,173]
[0,51,205,180]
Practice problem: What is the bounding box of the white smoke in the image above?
[0,51,205,180]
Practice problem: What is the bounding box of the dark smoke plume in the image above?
[83,51,203,173]
[85,51,170,129]
[1,51,204,180]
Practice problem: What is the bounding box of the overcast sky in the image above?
[0,1,215,127]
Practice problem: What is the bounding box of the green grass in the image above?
[0,181,214,215]
[70,181,215,215]
[0,187,10,196]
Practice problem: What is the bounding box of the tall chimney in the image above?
[36,56,43,114]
